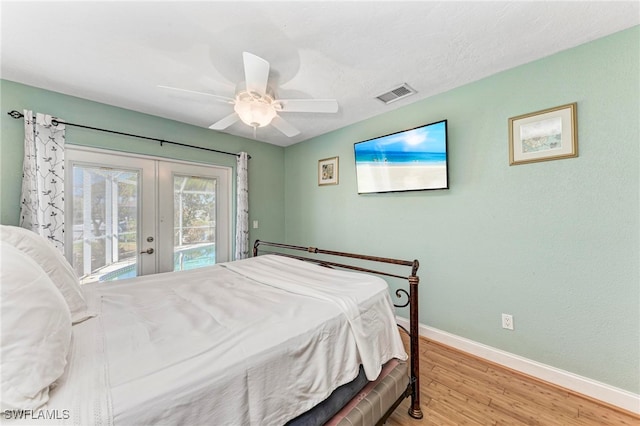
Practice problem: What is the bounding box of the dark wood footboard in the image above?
[253,240,423,420]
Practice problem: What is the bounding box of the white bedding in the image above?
[39,255,406,426]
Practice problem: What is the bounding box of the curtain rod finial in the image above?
[8,110,23,119]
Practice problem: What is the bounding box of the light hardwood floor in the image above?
[387,336,639,425]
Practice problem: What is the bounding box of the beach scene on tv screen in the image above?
[355,121,447,193]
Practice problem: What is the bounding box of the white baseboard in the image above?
[396,316,640,415]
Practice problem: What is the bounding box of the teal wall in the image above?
[284,27,639,393]
[0,79,285,246]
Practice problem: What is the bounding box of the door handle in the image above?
[140,248,155,255]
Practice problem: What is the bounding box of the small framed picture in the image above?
[509,102,578,165]
[318,156,339,186]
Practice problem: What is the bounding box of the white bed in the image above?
[1,226,409,426]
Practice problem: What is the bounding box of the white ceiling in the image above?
[1,1,638,147]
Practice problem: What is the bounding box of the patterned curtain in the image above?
[20,110,66,252]
[235,152,249,259]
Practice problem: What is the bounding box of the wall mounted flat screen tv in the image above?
[354,119,448,194]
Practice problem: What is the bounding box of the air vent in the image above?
[375,84,416,104]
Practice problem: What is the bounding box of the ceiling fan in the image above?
[159,52,339,138]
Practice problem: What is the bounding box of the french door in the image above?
[65,147,231,284]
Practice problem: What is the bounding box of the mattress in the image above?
[287,359,409,426]
[33,255,406,426]
[286,365,370,426]
[331,360,409,426]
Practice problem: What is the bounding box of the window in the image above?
[66,146,231,283]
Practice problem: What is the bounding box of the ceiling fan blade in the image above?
[243,52,269,96]
[209,113,240,130]
[277,99,339,113]
[158,85,234,104]
[270,116,300,137]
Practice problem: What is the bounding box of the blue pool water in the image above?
[99,244,216,282]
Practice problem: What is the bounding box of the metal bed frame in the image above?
[253,240,423,422]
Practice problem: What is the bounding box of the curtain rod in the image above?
[7,110,250,159]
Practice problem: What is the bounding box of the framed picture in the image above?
[318,156,339,186]
[509,102,578,165]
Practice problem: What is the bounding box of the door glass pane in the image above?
[72,166,138,284]
[173,175,216,271]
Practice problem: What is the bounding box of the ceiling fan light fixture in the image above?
[168,53,336,138]
[234,91,277,128]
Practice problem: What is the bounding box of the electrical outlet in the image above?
[252,220,259,229]
[502,313,514,330]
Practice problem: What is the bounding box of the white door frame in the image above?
[65,147,158,277]
[65,145,232,278]
[157,160,231,273]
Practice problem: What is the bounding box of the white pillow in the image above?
[0,242,72,410]
[0,225,94,324]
